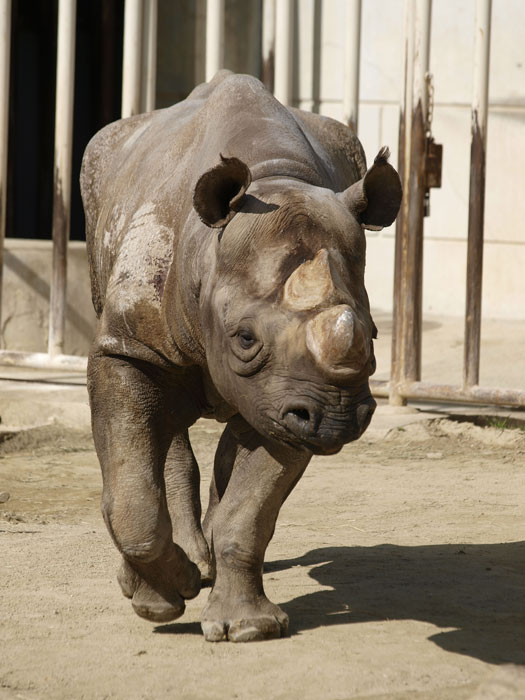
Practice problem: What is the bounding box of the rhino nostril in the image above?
[289,408,310,423]
[282,403,319,438]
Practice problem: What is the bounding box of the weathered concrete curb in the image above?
[0,379,90,430]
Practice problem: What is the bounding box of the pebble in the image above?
[0,492,10,503]
[426,452,443,460]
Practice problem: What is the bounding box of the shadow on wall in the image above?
[266,542,525,665]
[2,245,96,354]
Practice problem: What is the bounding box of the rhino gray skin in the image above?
[80,71,401,642]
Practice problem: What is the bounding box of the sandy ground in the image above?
[1,414,525,700]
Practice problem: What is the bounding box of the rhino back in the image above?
[81,72,365,358]
[289,108,367,187]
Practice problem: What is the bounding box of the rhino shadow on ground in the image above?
[267,542,525,664]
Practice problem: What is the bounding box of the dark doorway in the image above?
[6,0,124,241]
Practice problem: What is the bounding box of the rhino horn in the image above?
[338,146,402,231]
[306,304,370,374]
[282,249,339,311]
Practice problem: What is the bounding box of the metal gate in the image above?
[368,0,525,408]
[0,0,523,408]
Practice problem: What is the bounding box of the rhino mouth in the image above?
[274,392,376,455]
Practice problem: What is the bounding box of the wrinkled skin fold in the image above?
[81,71,401,642]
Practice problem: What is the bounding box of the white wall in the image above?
[293,0,525,319]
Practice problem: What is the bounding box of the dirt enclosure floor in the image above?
[1,413,525,700]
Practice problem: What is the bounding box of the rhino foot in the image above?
[201,595,289,642]
[117,559,187,622]
[132,584,185,623]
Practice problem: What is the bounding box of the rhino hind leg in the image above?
[88,354,201,622]
[202,418,240,553]
[201,423,310,642]
[117,557,186,622]
[164,432,214,585]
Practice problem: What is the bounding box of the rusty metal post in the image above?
[141,0,157,113]
[343,0,362,132]
[390,0,413,406]
[464,0,492,389]
[0,0,11,339]
[274,0,293,106]
[48,0,76,357]
[122,0,142,118]
[390,0,431,405]
[262,0,276,92]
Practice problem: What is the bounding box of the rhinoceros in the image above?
[80,71,401,642]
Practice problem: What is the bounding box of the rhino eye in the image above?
[238,330,256,350]
[229,327,265,374]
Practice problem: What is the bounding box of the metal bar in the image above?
[390,0,431,405]
[369,379,390,398]
[205,0,224,82]
[343,0,361,132]
[141,0,157,113]
[370,379,525,408]
[122,0,142,118]
[262,0,276,92]
[274,0,293,105]
[0,350,87,371]
[0,0,11,337]
[464,0,492,388]
[402,0,431,379]
[390,0,413,407]
[48,0,76,357]
[396,380,525,408]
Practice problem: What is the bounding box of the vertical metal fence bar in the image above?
[0,0,11,336]
[274,0,293,106]
[48,0,76,357]
[343,0,361,132]
[390,0,431,404]
[205,0,224,82]
[122,0,142,118]
[141,0,157,113]
[391,0,415,406]
[464,0,492,389]
[403,0,431,383]
[262,0,276,92]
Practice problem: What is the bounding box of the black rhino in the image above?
[80,71,401,642]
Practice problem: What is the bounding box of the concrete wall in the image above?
[292,0,525,319]
[2,239,96,355]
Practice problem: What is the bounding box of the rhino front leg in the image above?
[88,353,201,623]
[201,423,310,642]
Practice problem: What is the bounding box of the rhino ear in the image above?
[193,155,252,229]
[338,147,402,230]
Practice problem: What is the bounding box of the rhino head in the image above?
[192,150,401,455]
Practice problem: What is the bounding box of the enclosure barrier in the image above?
[0,0,11,329]
[48,0,77,358]
[273,0,293,106]
[343,0,362,132]
[0,0,158,372]
[371,0,525,408]
[0,0,522,409]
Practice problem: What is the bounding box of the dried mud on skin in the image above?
[1,418,525,700]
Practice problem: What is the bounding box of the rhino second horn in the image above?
[282,249,337,311]
[306,305,370,373]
